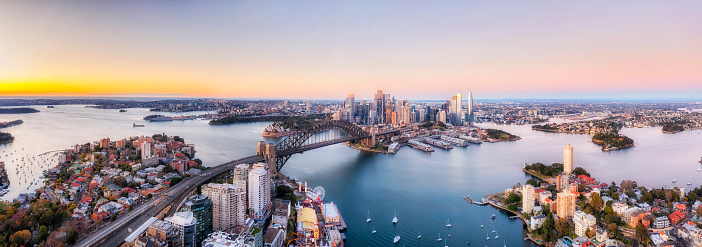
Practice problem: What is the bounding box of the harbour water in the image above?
[1,105,702,246]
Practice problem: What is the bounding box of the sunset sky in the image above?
[1,1,701,100]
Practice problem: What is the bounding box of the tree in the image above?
[39,225,49,240]
[573,167,590,177]
[66,229,79,244]
[526,179,538,187]
[635,220,648,244]
[12,230,32,246]
[612,192,620,201]
[590,193,604,213]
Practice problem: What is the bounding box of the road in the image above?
[76,155,264,247]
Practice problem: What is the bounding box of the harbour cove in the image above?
[0,105,701,246]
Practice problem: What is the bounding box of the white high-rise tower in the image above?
[564,144,573,174]
[248,164,271,220]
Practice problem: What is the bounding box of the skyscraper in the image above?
[202,183,246,230]
[456,93,462,125]
[344,94,355,122]
[231,164,249,195]
[466,90,474,125]
[522,184,535,214]
[564,144,573,174]
[249,165,271,220]
[165,212,197,247]
[182,195,213,245]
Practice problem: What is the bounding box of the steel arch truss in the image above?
[274,120,369,171]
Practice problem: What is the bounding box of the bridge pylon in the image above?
[265,143,277,174]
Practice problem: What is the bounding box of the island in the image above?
[662,123,685,134]
[0,119,23,129]
[0,131,14,144]
[483,128,521,142]
[0,107,39,114]
[591,132,634,151]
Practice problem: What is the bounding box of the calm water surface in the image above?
[1,105,701,246]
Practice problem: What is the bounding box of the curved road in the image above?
[76,155,264,247]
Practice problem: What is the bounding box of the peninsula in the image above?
[0,119,23,129]
[0,108,39,114]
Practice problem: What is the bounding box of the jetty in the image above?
[408,139,434,152]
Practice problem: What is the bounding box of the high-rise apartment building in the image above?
[522,184,535,214]
[344,94,355,122]
[466,90,474,124]
[564,144,573,174]
[141,142,152,160]
[100,138,110,149]
[165,212,197,247]
[182,195,213,245]
[202,183,246,230]
[557,190,577,219]
[249,165,271,220]
[231,164,249,194]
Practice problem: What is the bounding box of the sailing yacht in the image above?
[372,226,376,234]
[392,208,398,224]
[480,221,484,228]
[417,230,421,239]
[437,233,442,242]
[444,239,448,247]
[491,225,496,233]
[688,177,693,185]
[446,218,452,227]
[367,211,371,223]
[486,233,490,240]
[504,239,506,247]
[495,230,499,239]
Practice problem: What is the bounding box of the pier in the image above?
[421,138,453,149]
[408,139,434,152]
[439,135,470,146]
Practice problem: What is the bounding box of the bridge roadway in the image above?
[78,128,405,246]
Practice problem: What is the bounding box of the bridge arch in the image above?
[274,120,370,171]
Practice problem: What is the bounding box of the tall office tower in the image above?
[202,183,246,230]
[438,110,447,124]
[141,142,152,160]
[557,190,577,219]
[563,144,573,174]
[231,164,249,194]
[166,212,197,247]
[374,90,385,124]
[249,166,271,220]
[418,109,426,123]
[402,107,411,124]
[344,94,355,122]
[522,184,535,214]
[466,90,474,124]
[182,195,213,245]
[385,104,393,124]
[456,93,462,125]
[306,100,311,113]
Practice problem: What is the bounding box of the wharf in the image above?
[408,139,434,152]
[421,138,453,149]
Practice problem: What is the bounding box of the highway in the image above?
[76,155,264,247]
[76,125,405,246]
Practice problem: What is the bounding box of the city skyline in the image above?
[1,1,702,99]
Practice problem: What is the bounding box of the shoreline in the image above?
[482,193,546,246]
[344,142,391,154]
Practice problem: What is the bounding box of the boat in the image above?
[367,211,371,223]
[417,230,421,239]
[696,168,702,172]
[393,235,401,243]
[504,239,506,247]
[445,239,448,247]
[446,218,452,227]
[448,233,451,238]
[463,195,473,204]
[486,233,490,240]
[467,240,471,245]
[480,221,483,228]
[437,233,442,242]
[495,230,499,239]
[392,208,398,224]
[492,225,496,233]
[491,214,496,220]
[673,179,677,183]
[133,123,145,127]
[119,109,127,112]
[372,226,376,234]
[688,177,693,185]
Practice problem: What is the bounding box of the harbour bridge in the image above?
[78,120,404,247]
